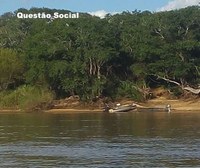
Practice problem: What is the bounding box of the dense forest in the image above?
[0,6,200,109]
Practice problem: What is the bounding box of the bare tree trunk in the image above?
[178,52,185,62]
[97,64,101,79]
[154,74,200,95]
[92,61,96,75]
[154,28,165,39]
[89,58,92,75]
[155,75,182,87]
[183,87,200,94]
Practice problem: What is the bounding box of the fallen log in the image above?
[183,87,200,94]
[152,74,200,95]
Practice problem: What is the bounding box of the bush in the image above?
[0,91,18,108]
[170,86,183,98]
[0,85,54,111]
[116,81,144,101]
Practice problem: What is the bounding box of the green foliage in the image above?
[0,90,18,108]
[0,48,24,90]
[16,85,54,110]
[170,86,183,97]
[0,6,200,103]
[0,85,54,110]
[117,81,144,101]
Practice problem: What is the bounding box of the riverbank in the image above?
[144,97,200,111]
[0,97,200,113]
[0,109,22,113]
[44,97,200,113]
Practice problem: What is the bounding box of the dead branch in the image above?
[183,86,200,94]
[155,75,181,87]
[154,28,165,39]
[153,74,200,95]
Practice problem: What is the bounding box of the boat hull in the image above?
[109,106,136,113]
[137,107,171,113]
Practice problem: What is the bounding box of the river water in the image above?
[0,112,200,167]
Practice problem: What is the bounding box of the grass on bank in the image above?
[0,85,54,111]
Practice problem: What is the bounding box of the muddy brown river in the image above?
[0,112,200,167]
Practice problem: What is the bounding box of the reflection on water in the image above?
[0,112,200,167]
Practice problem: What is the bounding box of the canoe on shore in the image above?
[137,105,171,113]
[104,104,136,113]
[103,103,171,113]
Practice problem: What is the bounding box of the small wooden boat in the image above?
[103,103,136,113]
[137,104,171,113]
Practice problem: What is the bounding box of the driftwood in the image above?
[183,87,200,94]
[154,75,181,86]
[154,75,200,95]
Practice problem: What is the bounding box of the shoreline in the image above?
[0,109,200,114]
[0,97,200,113]
[44,108,102,114]
[143,97,200,111]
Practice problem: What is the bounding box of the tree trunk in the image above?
[89,58,92,75]
[154,75,200,95]
[155,75,182,86]
[183,87,200,94]
[97,64,101,79]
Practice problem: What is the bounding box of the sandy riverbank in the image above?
[138,97,200,113]
[144,97,200,111]
[44,108,102,114]
[0,97,200,113]
[44,97,200,113]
